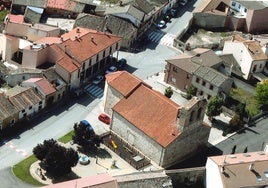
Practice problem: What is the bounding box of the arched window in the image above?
[190,110,195,122]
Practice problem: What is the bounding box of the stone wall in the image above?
[166,167,206,187]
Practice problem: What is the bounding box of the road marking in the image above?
[4,141,28,158]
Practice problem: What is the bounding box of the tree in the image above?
[206,95,224,120]
[229,114,242,128]
[186,85,195,99]
[33,139,57,161]
[32,139,79,178]
[255,79,268,108]
[235,103,247,119]
[164,86,173,98]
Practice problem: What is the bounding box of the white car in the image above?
[157,20,166,29]
[92,75,104,85]
[105,66,117,74]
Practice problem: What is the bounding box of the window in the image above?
[173,67,178,73]
[39,101,42,105]
[231,2,236,6]
[103,50,106,58]
[187,74,190,79]
[244,8,247,13]
[190,111,194,122]
[82,63,85,70]
[96,54,99,62]
[210,84,213,90]
[207,95,211,100]
[200,91,203,95]
[22,109,25,113]
[238,4,241,9]
[197,107,202,119]
[89,59,92,66]
[116,43,119,50]
[260,64,262,68]
[202,81,206,86]
[196,77,200,83]
[109,46,112,54]
[29,106,32,110]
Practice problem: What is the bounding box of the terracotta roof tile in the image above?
[113,84,181,147]
[61,27,121,62]
[36,78,56,95]
[243,40,268,61]
[7,14,24,23]
[106,71,148,97]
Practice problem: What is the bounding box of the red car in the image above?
[98,113,111,124]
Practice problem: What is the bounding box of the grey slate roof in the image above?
[194,66,229,87]
[166,58,200,74]
[219,54,244,77]
[234,0,268,10]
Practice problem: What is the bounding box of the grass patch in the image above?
[12,155,44,186]
[0,10,8,22]
[230,88,260,117]
[58,130,74,143]
[101,0,119,4]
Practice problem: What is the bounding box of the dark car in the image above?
[98,113,111,124]
[118,58,127,68]
[167,9,176,18]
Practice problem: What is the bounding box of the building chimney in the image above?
[75,35,79,40]
[60,36,64,42]
[91,36,94,42]
[76,27,80,33]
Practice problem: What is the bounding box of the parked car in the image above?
[98,113,111,124]
[92,75,104,85]
[167,8,176,18]
[157,20,166,29]
[118,58,127,68]
[105,66,117,74]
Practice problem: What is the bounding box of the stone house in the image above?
[206,151,268,188]
[164,48,233,100]
[223,35,268,81]
[194,0,268,33]
[21,27,122,90]
[104,71,211,168]
[0,93,19,130]
[5,86,45,119]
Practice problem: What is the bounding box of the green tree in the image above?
[206,95,224,120]
[186,85,195,99]
[32,139,79,178]
[255,79,268,108]
[164,86,173,98]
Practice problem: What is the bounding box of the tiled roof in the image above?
[166,56,200,73]
[36,78,56,95]
[131,0,154,14]
[243,40,268,61]
[61,27,122,62]
[7,14,24,23]
[190,48,223,67]
[106,71,147,97]
[74,14,137,40]
[12,0,47,8]
[209,151,268,187]
[113,84,181,147]
[46,0,85,12]
[219,54,244,76]
[0,94,18,121]
[194,0,229,13]
[194,66,229,86]
[105,5,144,22]
[8,87,43,111]
[50,44,81,73]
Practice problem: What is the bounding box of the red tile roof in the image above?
[36,78,56,95]
[113,84,181,147]
[106,71,149,97]
[7,14,24,23]
[61,27,121,62]
[47,0,76,10]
